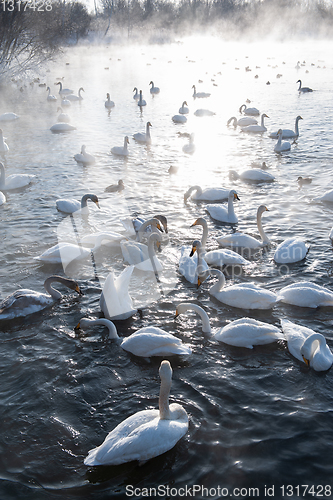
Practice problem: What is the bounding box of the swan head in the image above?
[49,275,82,295]
[189,239,202,257]
[300,333,326,367]
[296,115,303,121]
[191,217,206,229]
[258,205,269,216]
[183,101,188,106]
[229,189,240,201]
[153,214,168,233]
[147,121,152,128]
[159,360,172,384]
[106,93,110,98]
[262,113,269,119]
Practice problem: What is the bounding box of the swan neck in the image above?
[200,220,208,249]
[188,304,211,334]
[0,163,4,188]
[209,270,226,295]
[228,194,236,218]
[44,277,64,299]
[261,115,265,126]
[159,374,172,420]
[303,333,325,359]
[257,210,269,244]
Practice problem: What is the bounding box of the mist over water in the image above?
[1,33,333,499]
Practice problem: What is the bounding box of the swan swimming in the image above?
[100,265,137,320]
[274,237,309,264]
[138,90,146,107]
[56,193,100,214]
[0,112,19,122]
[281,319,333,371]
[274,129,291,153]
[192,85,210,98]
[297,79,313,93]
[133,121,152,144]
[229,169,275,183]
[111,136,130,156]
[239,104,260,116]
[269,116,303,139]
[194,109,215,117]
[0,162,34,190]
[57,107,70,123]
[179,101,189,114]
[182,133,195,154]
[0,276,82,320]
[179,240,209,285]
[206,190,240,224]
[55,81,74,95]
[172,114,187,123]
[216,205,270,249]
[84,360,188,465]
[207,269,277,310]
[175,303,283,348]
[105,179,125,193]
[277,281,333,308]
[46,87,57,101]
[184,185,230,202]
[74,145,96,165]
[227,116,258,128]
[149,81,160,94]
[105,93,115,108]
[76,317,191,357]
[50,123,76,133]
[133,87,139,100]
[0,129,9,153]
[241,113,269,134]
[67,87,84,101]
[0,190,6,205]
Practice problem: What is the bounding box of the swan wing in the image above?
[100,266,136,320]
[216,232,261,249]
[0,289,52,319]
[277,282,333,308]
[121,329,191,357]
[214,284,277,310]
[204,249,249,266]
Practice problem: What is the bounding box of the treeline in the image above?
[1,0,333,78]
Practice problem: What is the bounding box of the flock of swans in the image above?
[0,59,332,470]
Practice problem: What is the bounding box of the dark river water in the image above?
[1,36,333,499]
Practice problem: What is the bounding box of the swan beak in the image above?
[95,201,100,209]
[189,245,197,257]
[156,240,161,252]
[302,355,310,366]
[197,277,202,287]
[234,193,240,201]
[175,309,179,318]
[265,207,269,211]
[74,321,81,330]
[75,285,83,296]
[190,220,198,228]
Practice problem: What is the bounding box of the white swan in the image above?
[206,190,239,224]
[111,136,129,156]
[192,85,210,98]
[216,205,270,249]
[46,87,57,101]
[194,109,215,117]
[227,116,257,128]
[121,230,164,272]
[133,87,139,100]
[0,129,9,153]
[179,240,209,285]
[274,129,291,153]
[56,193,100,214]
[57,107,70,123]
[182,133,195,154]
[175,303,283,348]
[0,162,34,190]
[214,317,283,348]
[280,319,333,371]
[207,269,277,310]
[184,185,229,203]
[239,104,260,116]
[0,275,82,320]
[138,90,146,107]
[61,96,71,107]
[172,114,187,123]
[133,121,152,144]
[229,168,275,183]
[149,81,160,94]
[277,281,333,308]
[125,214,168,241]
[100,265,137,320]
[269,116,303,139]
[105,92,115,108]
[297,79,313,93]
[274,237,309,264]
[50,123,76,133]
[0,112,19,122]
[179,101,189,114]
[76,318,191,357]
[241,113,269,134]
[84,360,188,466]
[105,179,125,193]
[55,81,74,95]
[80,231,124,248]
[67,87,84,101]
[74,145,95,165]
